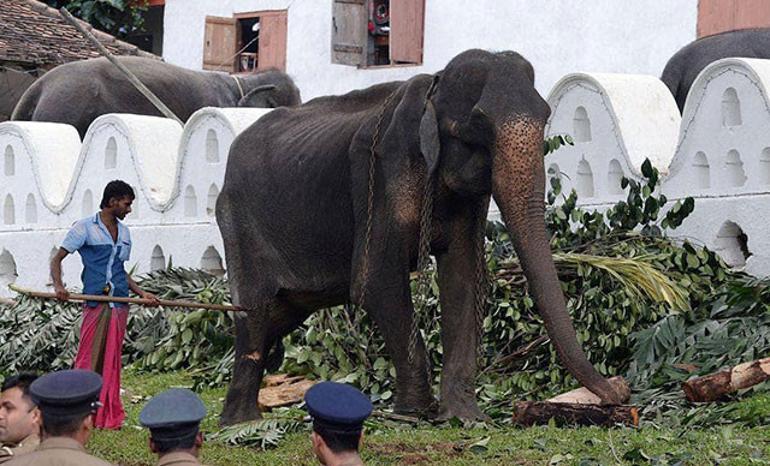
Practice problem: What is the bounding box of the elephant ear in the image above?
[378,75,441,177]
[237,84,278,108]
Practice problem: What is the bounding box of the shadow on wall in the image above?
[201,246,224,277]
[714,221,752,268]
[0,249,17,289]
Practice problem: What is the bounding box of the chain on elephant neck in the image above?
[357,90,399,316]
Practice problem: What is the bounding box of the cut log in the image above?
[258,374,316,411]
[512,401,639,427]
[548,376,630,405]
[682,357,770,402]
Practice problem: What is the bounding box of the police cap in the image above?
[304,381,373,434]
[29,369,102,417]
[139,388,206,442]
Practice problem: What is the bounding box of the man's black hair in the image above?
[314,424,361,454]
[1,373,38,401]
[100,180,135,209]
[41,411,90,437]
[151,428,199,453]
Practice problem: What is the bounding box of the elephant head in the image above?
[236,69,302,108]
[381,49,624,405]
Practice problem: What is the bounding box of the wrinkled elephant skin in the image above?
[216,49,624,425]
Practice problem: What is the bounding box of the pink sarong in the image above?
[73,303,128,430]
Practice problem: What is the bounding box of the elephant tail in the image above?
[11,80,42,122]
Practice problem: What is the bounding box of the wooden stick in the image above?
[682,357,770,402]
[512,401,639,427]
[58,8,184,125]
[9,284,239,312]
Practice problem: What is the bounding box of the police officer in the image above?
[304,382,373,466]
[139,388,207,466]
[6,369,112,466]
[0,374,41,463]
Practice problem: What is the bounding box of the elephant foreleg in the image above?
[364,277,437,417]
[435,207,487,421]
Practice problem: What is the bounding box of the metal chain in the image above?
[356,90,399,315]
[473,198,492,366]
[408,175,435,363]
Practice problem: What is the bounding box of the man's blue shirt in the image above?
[61,213,132,303]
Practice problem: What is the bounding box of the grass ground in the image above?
[87,368,770,465]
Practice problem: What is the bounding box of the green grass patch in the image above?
[85,369,770,465]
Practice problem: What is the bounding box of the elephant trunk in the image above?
[491,115,623,405]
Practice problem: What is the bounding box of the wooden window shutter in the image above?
[332,0,367,66]
[203,16,238,72]
[258,11,288,71]
[698,0,770,37]
[390,0,425,64]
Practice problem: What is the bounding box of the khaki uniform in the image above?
[0,434,40,464]
[157,451,205,466]
[5,436,112,466]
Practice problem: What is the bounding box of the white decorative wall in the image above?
[546,58,770,278]
[0,108,272,297]
[4,57,770,298]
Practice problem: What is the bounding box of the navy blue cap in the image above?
[139,388,206,442]
[304,382,373,434]
[30,369,102,417]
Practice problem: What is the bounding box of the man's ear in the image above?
[148,438,159,454]
[311,431,323,450]
[30,407,41,428]
[195,432,203,448]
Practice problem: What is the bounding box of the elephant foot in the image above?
[219,401,262,426]
[438,379,488,422]
[394,387,438,419]
[436,400,489,422]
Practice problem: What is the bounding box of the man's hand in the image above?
[54,284,70,301]
[140,291,161,307]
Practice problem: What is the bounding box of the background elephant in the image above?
[11,56,301,138]
[661,28,770,112]
[216,49,624,425]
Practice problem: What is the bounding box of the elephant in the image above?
[216,49,624,425]
[11,56,301,138]
[661,28,770,112]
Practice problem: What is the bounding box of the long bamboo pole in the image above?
[58,7,184,125]
[9,284,239,312]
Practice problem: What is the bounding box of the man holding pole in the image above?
[50,180,159,430]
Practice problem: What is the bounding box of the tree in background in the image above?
[44,0,148,39]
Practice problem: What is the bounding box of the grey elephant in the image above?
[11,56,301,138]
[216,49,624,425]
[661,28,770,112]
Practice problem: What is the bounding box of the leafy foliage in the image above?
[209,415,305,450]
[44,0,148,38]
[1,140,766,429]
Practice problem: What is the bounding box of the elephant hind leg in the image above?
[220,297,313,426]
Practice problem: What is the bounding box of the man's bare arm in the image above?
[128,275,160,306]
[50,247,70,301]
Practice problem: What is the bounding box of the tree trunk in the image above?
[682,357,770,402]
[512,401,639,427]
